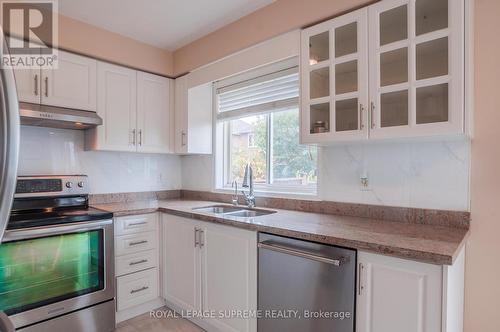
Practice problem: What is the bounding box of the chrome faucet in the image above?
[241,164,256,208]
[231,180,239,205]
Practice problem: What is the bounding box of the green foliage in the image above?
[230,110,317,186]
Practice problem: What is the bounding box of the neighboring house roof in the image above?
[232,119,254,135]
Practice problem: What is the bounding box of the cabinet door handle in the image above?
[130,286,149,294]
[44,76,48,97]
[194,228,199,248]
[138,129,142,146]
[34,74,38,96]
[358,262,364,295]
[370,102,375,129]
[129,240,147,246]
[181,131,186,146]
[131,129,136,146]
[199,230,205,248]
[128,221,147,227]
[359,103,364,130]
[129,259,148,266]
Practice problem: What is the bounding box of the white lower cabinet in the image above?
[163,215,201,312]
[117,268,160,311]
[162,214,257,332]
[114,213,162,322]
[357,249,465,332]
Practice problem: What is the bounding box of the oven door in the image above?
[0,219,114,329]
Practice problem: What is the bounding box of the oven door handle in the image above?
[0,311,14,332]
[2,219,113,241]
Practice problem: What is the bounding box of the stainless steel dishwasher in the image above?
[258,233,356,332]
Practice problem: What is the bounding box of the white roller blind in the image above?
[216,66,299,121]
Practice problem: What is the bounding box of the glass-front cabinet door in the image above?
[301,8,369,143]
[368,0,464,138]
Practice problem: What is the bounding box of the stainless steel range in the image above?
[0,175,115,332]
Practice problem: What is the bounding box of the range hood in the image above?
[19,102,103,130]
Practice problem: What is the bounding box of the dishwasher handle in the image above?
[258,241,346,266]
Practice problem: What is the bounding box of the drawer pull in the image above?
[129,240,148,246]
[130,286,149,294]
[128,221,147,227]
[129,259,148,266]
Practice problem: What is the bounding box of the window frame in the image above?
[219,105,318,196]
[213,58,318,196]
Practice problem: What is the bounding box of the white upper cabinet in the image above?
[174,75,213,154]
[137,72,173,153]
[86,62,174,154]
[14,48,97,111]
[301,8,369,143]
[368,0,464,138]
[41,50,97,111]
[301,0,466,143]
[87,61,137,152]
[14,67,40,104]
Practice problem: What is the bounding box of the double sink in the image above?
[193,204,276,218]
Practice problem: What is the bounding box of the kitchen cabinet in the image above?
[301,8,369,144]
[300,0,467,143]
[357,248,465,332]
[368,0,464,138]
[162,214,257,332]
[115,213,162,322]
[163,214,201,312]
[137,72,173,153]
[174,75,213,154]
[87,61,137,152]
[14,49,97,111]
[86,62,173,153]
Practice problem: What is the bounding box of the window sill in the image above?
[214,187,319,201]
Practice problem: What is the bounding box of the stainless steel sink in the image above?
[192,205,276,218]
[225,209,275,218]
[192,205,242,214]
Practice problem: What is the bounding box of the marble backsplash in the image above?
[182,139,471,211]
[17,126,183,194]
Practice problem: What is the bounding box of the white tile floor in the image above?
[115,307,204,332]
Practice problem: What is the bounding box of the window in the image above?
[247,133,256,148]
[215,64,317,194]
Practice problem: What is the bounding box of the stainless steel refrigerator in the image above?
[0,32,20,332]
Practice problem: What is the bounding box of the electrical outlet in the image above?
[360,173,371,191]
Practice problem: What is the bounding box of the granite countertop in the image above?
[94,199,469,266]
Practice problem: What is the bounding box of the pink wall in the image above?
[57,15,174,76]
[464,0,500,330]
[172,0,373,75]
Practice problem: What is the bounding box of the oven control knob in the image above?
[65,181,73,189]
[78,181,84,188]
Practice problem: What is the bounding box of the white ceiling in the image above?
[58,0,274,51]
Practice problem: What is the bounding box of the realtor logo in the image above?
[0,0,58,69]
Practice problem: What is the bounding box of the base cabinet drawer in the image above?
[117,268,159,311]
[116,249,158,277]
[115,213,158,236]
[115,231,157,256]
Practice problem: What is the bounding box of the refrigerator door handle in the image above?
[0,34,20,242]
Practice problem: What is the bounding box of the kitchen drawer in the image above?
[116,249,158,277]
[115,231,157,256]
[117,268,159,311]
[115,213,158,236]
